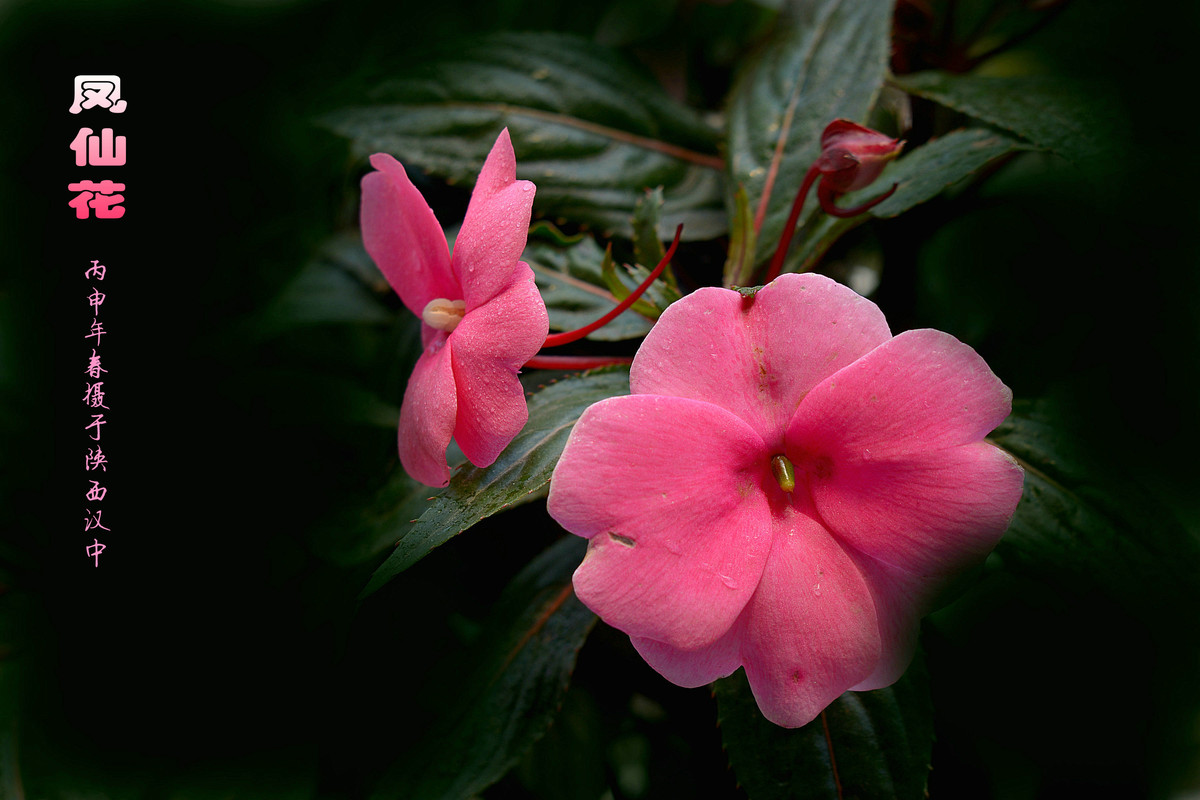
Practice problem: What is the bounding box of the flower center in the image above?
[421,298,467,332]
[770,454,796,494]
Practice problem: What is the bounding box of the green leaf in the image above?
[528,220,588,247]
[987,400,1200,611]
[360,369,631,598]
[726,0,894,266]
[370,536,597,800]
[786,128,1029,273]
[595,0,678,47]
[631,186,681,292]
[310,467,432,568]
[527,238,655,341]
[860,128,1029,218]
[614,261,682,318]
[890,71,1122,166]
[631,186,682,300]
[723,184,758,288]
[323,32,726,240]
[715,649,933,800]
[600,245,662,319]
[632,186,667,270]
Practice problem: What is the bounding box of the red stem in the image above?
[541,224,683,348]
[821,709,844,800]
[816,181,898,218]
[764,164,821,284]
[524,354,633,370]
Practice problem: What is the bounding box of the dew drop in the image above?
[812,582,822,596]
[719,573,738,590]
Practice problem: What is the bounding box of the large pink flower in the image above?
[547,273,1023,727]
[361,129,548,487]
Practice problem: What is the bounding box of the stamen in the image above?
[764,165,821,284]
[421,298,467,332]
[771,454,796,494]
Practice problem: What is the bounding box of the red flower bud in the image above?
[764,120,905,282]
[814,120,905,194]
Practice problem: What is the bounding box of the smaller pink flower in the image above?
[361,129,549,487]
[547,273,1023,727]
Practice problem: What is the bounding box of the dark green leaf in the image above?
[630,185,684,294]
[715,649,933,800]
[988,400,1200,611]
[632,186,666,270]
[726,0,893,266]
[613,260,681,318]
[528,220,588,247]
[891,71,1122,166]
[360,369,631,598]
[371,536,597,800]
[631,185,682,300]
[786,128,1029,273]
[259,233,393,335]
[723,184,758,288]
[595,0,678,47]
[323,32,726,240]
[310,467,432,568]
[859,128,1029,218]
[601,245,663,319]
[527,238,655,341]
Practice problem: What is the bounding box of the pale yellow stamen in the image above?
[421,298,467,332]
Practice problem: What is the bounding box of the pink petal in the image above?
[846,559,923,691]
[630,273,891,451]
[631,626,742,688]
[739,509,881,728]
[452,129,536,308]
[805,443,1023,581]
[548,395,774,650]
[786,329,1022,577]
[788,329,1013,459]
[361,153,458,317]
[448,262,549,467]
[397,334,457,487]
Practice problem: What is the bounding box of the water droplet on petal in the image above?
[812,582,822,596]
[719,573,738,590]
